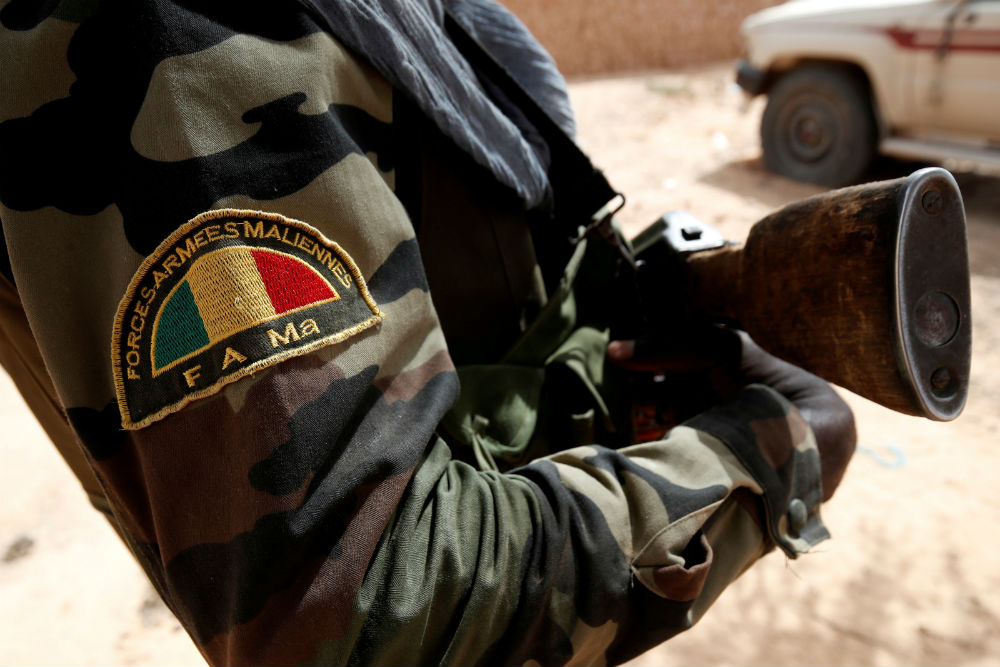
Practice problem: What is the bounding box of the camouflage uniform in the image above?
[0,1,829,665]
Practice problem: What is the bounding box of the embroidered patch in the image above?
[112,209,384,429]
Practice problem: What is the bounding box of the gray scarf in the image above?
[300,0,576,209]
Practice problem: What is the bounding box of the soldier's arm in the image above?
[0,3,828,665]
[350,385,824,666]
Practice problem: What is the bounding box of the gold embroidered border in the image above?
[111,208,385,430]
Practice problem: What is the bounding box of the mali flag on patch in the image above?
[154,247,341,374]
[112,210,384,429]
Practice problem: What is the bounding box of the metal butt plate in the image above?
[895,168,971,421]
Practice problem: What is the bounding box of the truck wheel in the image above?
[761,65,877,187]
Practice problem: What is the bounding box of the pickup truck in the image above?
[736,0,1000,185]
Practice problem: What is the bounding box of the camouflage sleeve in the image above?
[0,3,827,666]
[349,385,826,666]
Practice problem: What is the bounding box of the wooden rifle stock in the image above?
[639,168,971,420]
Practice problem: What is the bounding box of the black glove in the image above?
[608,329,856,500]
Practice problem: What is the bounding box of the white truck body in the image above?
[738,0,1000,182]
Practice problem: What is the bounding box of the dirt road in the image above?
[2,64,998,665]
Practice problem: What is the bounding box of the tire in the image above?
[760,65,877,187]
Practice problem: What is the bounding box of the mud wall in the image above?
[499,0,782,77]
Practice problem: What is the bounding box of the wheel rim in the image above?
[783,100,836,163]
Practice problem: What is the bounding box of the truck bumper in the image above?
[735,59,767,96]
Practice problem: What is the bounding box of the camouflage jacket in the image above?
[0,1,829,665]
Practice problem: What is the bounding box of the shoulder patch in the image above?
[112,209,384,429]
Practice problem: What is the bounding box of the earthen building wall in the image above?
[499,0,782,76]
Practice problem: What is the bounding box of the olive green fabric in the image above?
[442,237,619,471]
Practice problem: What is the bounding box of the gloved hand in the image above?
[608,329,856,501]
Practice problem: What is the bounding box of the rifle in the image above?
[628,167,971,423]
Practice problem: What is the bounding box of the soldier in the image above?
[0,0,855,664]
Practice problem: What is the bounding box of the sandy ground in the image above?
[2,64,999,665]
